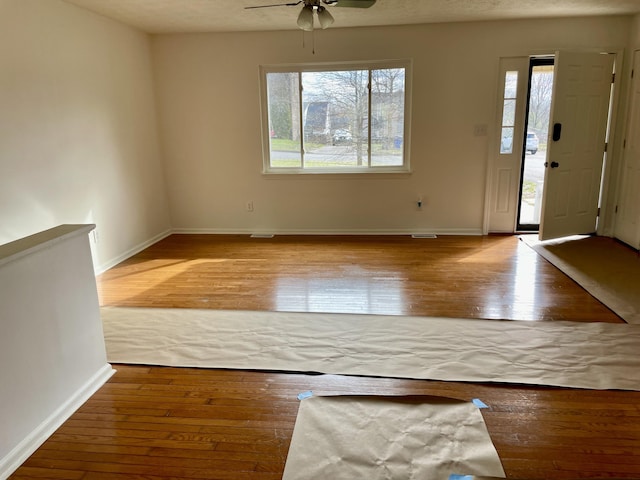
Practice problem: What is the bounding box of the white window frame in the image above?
[259,59,412,175]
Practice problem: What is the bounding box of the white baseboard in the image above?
[0,363,115,480]
[95,227,483,275]
[171,228,484,236]
[95,229,172,274]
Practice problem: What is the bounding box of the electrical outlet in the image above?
[246,201,254,212]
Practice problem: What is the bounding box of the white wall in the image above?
[609,14,640,246]
[0,0,171,271]
[0,225,113,478]
[630,14,640,46]
[152,16,631,235]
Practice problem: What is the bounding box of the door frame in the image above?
[595,49,625,238]
[483,48,626,237]
[516,56,555,232]
[613,48,640,248]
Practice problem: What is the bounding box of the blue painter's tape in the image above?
[449,475,474,480]
[472,398,489,409]
[297,390,313,401]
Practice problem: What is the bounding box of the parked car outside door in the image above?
[526,131,539,154]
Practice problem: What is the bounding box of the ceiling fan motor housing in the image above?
[246,0,376,31]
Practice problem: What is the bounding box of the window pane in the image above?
[262,61,410,173]
[500,127,514,154]
[267,72,302,168]
[301,70,369,168]
[504,71,518,98]
[371,68,405,167]
[500,71,518,155]
[502,99,516,127]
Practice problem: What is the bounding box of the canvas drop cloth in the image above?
[282,395,505,480]
[101,307,640,391]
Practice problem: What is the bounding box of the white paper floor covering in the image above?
[282,395,505,480]
[101,307,640,391]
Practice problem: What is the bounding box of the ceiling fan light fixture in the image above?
[316,6,334,29]
[297,5,314,31]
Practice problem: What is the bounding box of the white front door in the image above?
[539,51,615,241]
[614,50,640,249]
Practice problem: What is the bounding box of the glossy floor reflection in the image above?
[97,234,623,323]
[274,276,406,315]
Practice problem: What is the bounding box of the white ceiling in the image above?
[62,0,640,34]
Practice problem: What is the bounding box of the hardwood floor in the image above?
[11,235,640,480]
[97,234,622,322]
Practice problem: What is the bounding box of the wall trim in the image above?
[0,364,115,480]
[171,228,484,236]
[95,228,172,274]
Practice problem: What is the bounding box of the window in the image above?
[499,71,518,154]
[260,60,411,174]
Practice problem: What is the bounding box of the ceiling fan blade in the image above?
[245,1,302,9]
[330,0,376,7]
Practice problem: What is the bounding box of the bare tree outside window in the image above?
[528,66,554,142]
[304,70,369,165]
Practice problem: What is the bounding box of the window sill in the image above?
[262,166,411,176]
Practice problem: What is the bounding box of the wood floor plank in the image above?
[9,235,640,480]
[27,449,258,473]
[8,466,86,479]
[21,458,259,478]
[38,442,152,456]
[47,435,220,452]
[81,472,282,480]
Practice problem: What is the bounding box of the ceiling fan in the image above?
[245,0,376,31]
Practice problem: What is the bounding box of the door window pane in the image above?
[502,99,516,127]
[504,71,518,99]
[500,71,518,154]
[500,127,514,154]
